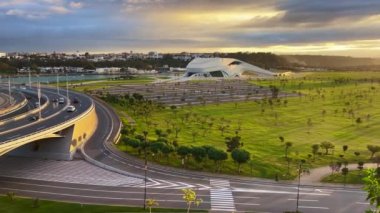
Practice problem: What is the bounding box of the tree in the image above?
[190,146,207,163]
[341,167,349,186]
[363,169,380,212]
[311,144,320,160]
[161,144,174,162]
[207,147,228,172]
[231,149,251,173]
[146,199,159,213]
[343,145,348,153]
[182,188,203,213]
[367,145,380,159]
[284,142,293,159]
[320,141,335,155]
[225,136,243,152]
[177,146,191,167]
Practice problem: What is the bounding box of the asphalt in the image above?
[0,87,92,143]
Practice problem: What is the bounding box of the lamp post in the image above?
[8,77,12,105]
[66,74,69,103]
[143,130,148,209]
[38,80,42,119]
[56,74,60,95]
[296,159,305,213]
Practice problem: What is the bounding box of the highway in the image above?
[0,87,92,144]
[0,87,373,213]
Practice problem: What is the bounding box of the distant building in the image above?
[0,52,6,58]
[95,67,121,74]
[184,57,274,78]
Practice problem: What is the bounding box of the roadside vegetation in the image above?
[0,195,205,213]
[103,71,380,180]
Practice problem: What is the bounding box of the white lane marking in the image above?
[232,187,330,196]
[299,206,329,210]
[210,179,236,212]
[7,134,21,140]
[36,125,46,131]
[0,186,212,204]
[356,202,370,205]
[287,198,319,202]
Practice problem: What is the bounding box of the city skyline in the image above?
[1,0,380,57]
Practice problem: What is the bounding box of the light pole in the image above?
[8,77,12,105]
[296,159,305,213]
[66,74,69,103]
[143,130,148,209]
[56,74,60,95]
[37,80,42,119]
[28,69,32,89]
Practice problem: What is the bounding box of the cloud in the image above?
[0,0,380,57]
[69,1,83,9]
[241,0,380,28]
[5,9,46,19]
[49,5,70,14]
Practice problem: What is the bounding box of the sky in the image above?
[1,0,380,57]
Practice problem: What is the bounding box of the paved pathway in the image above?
[0,157,143,186]
[301,163,377,184]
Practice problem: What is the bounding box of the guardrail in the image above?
[0,94,49,126]
[0,92,28,116]
[0,98,95,152]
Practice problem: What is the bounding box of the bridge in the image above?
[0,86,98,160]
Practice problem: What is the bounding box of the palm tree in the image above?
[285,142,293,159]
[343,145,348,153]
[146,199,159,213]
[367,145,380,159]
[311,144,320,160]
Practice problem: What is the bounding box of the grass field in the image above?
[321,170,365,184]
[0,196,205,213]
[114,71,380,179]
[54,76,154,92]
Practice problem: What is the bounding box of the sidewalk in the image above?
[301,163,377,185]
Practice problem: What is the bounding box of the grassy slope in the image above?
[115,71,380,179]
[0,196,205,213]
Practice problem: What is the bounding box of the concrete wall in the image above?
[5,105,98,160]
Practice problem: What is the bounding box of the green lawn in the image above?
[0,196,205,213]
[51,76,154,92]
[114,71,380,180]
[321,169,365,184]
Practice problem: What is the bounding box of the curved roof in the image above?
[185,57,274,78]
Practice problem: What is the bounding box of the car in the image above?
[66,105,76,112]
[29,115,39,121]
[52,98,58,103]
[58,97,65,104]
[34,102,40,108]
[73,97,80,104]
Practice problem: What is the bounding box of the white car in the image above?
[66,105,76,112]
[58,97,65,104]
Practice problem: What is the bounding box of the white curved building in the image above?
[184,57,274,78]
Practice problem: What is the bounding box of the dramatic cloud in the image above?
[0,0,379,57]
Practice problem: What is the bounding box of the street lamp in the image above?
[56,74,60,95]
[296,159,306,213]
[66,74,69,103]
[143,130,148,209]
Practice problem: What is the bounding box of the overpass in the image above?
[0,86,98,160]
